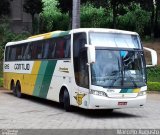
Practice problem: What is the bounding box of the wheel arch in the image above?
[16,80,21,92]
[10,79,15,90]
[59,85,71,103]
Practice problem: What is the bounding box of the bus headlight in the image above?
[138,91,147,96]
[90,90,107,97]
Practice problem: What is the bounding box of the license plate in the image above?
[118,102,127,106]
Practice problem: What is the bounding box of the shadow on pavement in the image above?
[4,90,140,118]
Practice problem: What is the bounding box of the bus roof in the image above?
[6,31,70,47]
[6,28,138,47]
[71,28,138,35]
[28,30,65,39]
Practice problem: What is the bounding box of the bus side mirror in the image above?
[85,44,95,64]
[143,47,157,67]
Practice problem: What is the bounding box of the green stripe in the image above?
[127,89,133,93]
[39,60,57,98]
[52,31,70,38]
[33,61,48,96]
[33,60,57,98]
[120,89,128,93]
[58,31,70,37]
[120,89,135,93]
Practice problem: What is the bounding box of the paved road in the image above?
[0,89,160,129]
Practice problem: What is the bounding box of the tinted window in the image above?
[43,35,71,59]
[5,35,71,61]
[64,35,71,58]
[73,33,89,88]
[10,46,16,61]
[5,46,10,61]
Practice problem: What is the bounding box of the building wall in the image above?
[9,0,32,33]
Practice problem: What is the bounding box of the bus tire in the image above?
[63,89,71,112]
[15,82,22,98]
[11,81,16,96]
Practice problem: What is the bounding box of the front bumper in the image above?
[88,94,146,109]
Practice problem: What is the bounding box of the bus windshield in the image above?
[89,32,141,49]
[91,49,146,88]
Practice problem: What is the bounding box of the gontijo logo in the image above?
[14,63,30,70]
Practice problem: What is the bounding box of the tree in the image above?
[154,0,160,37]
[23,0,43,34]
[81,3,107,28]
[59,0,72,16]
[109,0,134,28]
[0,0,10,17]
[72,0,81,29]
[40,0,69,32]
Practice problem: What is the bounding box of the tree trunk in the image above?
[154,0,158,38]
[150,0,155,38]
[72,0,81,29]
[112,0,117,29]
[31,14,35,34]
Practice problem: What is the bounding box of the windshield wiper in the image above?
[127,75,137,88]
[109,54,124,87]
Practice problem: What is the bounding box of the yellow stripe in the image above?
[21,61,41,95]
[3,61,41,95]
[28,31,63,39]
[31,61,41,74]
[133,88,140,93]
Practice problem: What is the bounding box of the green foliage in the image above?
[147,82,160,91]
[80,2,151,35]
[81,3,109,28]
[117,3,151,36]
[147,66,160,82]
[23,0,43,34]
[147,66,160,91]
[0,18,30,60]
[0,78,3,87]
[40,0,69,32]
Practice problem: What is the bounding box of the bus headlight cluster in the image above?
[138,91,147,96]
[90,90,107,97]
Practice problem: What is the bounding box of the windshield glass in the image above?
[89,32,141,49]
[91,49,146,88]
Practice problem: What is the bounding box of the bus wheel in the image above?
[15,82,22,98]
[11,81,16,96]
[63,89,71,112]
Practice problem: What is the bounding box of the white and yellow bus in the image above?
[3,28,157,111]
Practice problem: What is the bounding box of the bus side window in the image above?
[31,42,37,60]
[43,40,50,59]
[48,39,56,59]
[55,38,65,59]
[5,46,10,61]
[64,35,71,58]
[10,46,16,61]
[23,43,31,60]
[36,41,43,59]
[16,46,23,60]
[21,43,27,60]
[73,32,88,88]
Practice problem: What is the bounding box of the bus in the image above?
[3,28,157,111]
